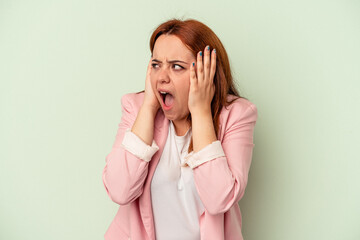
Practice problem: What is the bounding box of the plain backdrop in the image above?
[0,0,359,239]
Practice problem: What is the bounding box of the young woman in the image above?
[102,18,258,240]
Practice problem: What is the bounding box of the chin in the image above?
[168,112,190,121]
[163,112,175,119]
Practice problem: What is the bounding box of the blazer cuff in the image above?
[182,140,226,169]
[121,128,159,162]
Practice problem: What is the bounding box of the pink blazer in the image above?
[102,92,258,240]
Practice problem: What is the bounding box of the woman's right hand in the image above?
[142,58,160,112]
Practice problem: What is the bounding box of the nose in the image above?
[158,66,170,83]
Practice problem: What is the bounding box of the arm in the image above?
[185,103,258,215]
[102,94,159,205]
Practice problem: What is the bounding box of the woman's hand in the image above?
[143,58,160,112]
[188,45,216,116]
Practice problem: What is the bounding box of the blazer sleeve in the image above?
[102,94,159,205]
[188,103,258,215]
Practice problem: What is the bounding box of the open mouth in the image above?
[159,91,174,107]
[160,92,167,103]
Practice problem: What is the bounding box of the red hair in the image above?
[145,18,247,153]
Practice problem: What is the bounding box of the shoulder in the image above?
[120,91,145,111]
[219,94,258,126]
[222,94,257,115]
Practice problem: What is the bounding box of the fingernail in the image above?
[192,62,195,66]
[214,49,216,53]
[199,51,202,56]
[207,46,210,51]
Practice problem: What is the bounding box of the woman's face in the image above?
[151,34,196,122]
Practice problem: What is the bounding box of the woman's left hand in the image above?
[188,45,216,116]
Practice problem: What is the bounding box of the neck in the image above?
[172,119,191,137]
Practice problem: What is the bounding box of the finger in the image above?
[197,50,204,84]
[190,62,197,86]
[147,58,152,76]
[209,49,216,83]
[203,45,211,82]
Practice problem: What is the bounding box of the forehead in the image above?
[153,34,194,60]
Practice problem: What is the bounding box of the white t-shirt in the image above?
[121,120,226,239]
[151,120,205,240]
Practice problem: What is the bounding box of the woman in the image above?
[102,18,258,240]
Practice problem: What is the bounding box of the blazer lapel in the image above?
[139,109,169,240]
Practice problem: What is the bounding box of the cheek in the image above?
[178,78,190,100]
[184,77,191,92]
[150,74,157,88]
[150,72,156,83]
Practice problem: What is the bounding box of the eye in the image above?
[173,64,184,70]
[151,63,159,68]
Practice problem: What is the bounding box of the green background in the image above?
[1,0,359,239]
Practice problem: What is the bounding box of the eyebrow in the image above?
[152,59,188,64]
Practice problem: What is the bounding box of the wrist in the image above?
[141,103,159,115]
[191,110,217,152]
[191,108,212,119]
